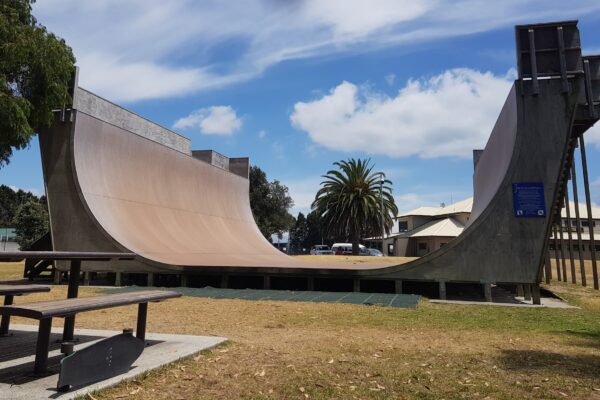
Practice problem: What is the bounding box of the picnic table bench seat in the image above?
[0,290,179,319]
[0,290,181,373]
[0,283,50,336]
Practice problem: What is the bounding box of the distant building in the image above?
[382,198,472,257]
[0,228,19,252]
[271,232,289,252]
[379,198,598,259]
[549,201,600,260]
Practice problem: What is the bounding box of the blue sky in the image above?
[2,1,600,216]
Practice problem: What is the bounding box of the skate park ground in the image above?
[2,261,600,399]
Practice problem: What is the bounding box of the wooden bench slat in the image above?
[0,284,51,296]
[0,290,181,319]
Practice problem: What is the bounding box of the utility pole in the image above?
[380,173,385,256]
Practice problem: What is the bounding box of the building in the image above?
[549,202,600,260]
[383,198,472,257]
[0,228,19,252]
[383,199,599,259]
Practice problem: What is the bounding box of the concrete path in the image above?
[1,324,226,399]
[430,297,577,308]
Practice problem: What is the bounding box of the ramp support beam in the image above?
[483,283,492,302]
[439,281,447,300]
[532,284,541,305]
[394,280,403,294]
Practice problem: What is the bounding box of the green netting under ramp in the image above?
[106,286,421,308]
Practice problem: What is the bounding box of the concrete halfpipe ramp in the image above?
[39,21,599,296]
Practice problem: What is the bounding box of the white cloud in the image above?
[9,186,43,197]
[173,106,242,135]
[271,142,285,160]
[593,177,600,205]
[285,177,322,216]
[290,68,512,159]
[31,1,600,102]
[385,73,396,86]
[258,130,267,139]
[586,124,600,149]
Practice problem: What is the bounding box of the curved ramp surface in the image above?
[73,112,308,268]
[39,20,598,284]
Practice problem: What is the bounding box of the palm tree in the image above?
[312,158,398,255]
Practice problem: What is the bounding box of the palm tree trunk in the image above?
[351,231,360,256]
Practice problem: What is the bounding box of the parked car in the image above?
[309,245,333,255]
[367,248,383,256]
[331,243,369,256]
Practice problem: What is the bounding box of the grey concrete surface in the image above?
[429,297,577,309]
[1,324,226,400]
[74,87,191,154]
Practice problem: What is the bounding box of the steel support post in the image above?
[564,186,576,283]
[571,161,587,286]
[579,136,598,289]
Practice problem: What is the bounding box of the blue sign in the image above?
[512,183,546,217]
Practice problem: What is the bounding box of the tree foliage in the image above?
[13,199,48,248]
[249,166,295,239]
[0,0,76,167]
[0,184,46,226]
[312,158,398,255]
[289,212,309,253]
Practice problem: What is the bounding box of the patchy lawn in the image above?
[2,261,600,399]
[0,262,24,280]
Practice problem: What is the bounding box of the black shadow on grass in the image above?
[498,350,600,379]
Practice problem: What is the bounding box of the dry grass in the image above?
[548,259,599,287]
[2,261,600,399]
[0,262,25,281]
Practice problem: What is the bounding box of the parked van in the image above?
[331,243,369,256]
[309,245,333,255]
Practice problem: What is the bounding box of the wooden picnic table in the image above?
[0,252,136,340]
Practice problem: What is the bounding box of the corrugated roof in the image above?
[399,198,599,219]
[561,201,600,220]
[399,197,473,218]
[407,217,465,238]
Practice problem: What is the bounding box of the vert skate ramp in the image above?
[39,20,599,287]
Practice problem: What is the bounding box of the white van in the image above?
[331,243,369,255]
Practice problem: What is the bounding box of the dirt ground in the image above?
[1,263,600,399]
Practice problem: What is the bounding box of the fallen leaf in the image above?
[130,387,141,395]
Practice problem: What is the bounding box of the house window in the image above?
[573,244,579,251]
[398,221,408,232]
[549,243,555,250]
[418,243,427,250]
[596,245,600,252]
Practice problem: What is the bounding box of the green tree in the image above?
[249,166,295,239]
[289,212,309,253]
[0,184,45,226]
[312,158,398,255]
[13,199,48,249]
[1,0,76,166]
